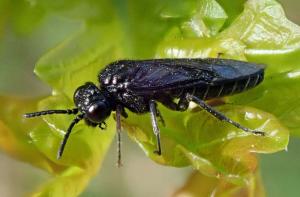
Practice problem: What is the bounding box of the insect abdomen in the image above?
[182,71,264,100]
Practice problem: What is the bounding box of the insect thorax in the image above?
[99,63,150,114]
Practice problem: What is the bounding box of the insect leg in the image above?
[217,52,224,58]
[99,122,107,130]
[177,96,190,111]
[57,113,85,159]
[186,93,265,136]
[121,107,128,118]
[116,105,123,167]
[156,109,165,127]
[24,108,78,118]
[149,100,162,155]
[158,96,178,111]
[158,94,189,112]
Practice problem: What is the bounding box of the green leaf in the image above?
[0,0,45,35]
[0,96,61,173]
[156,0,300,139]
[173,170,265,197]
[0,95,115,196]
[30,95,115,170]
[35,24,122,97]
[124,105,288,184]
[229,71,300,137]
[219,0,300,136]
[217,0,246,28]
[32,167,91,197]
[126,0,296,186]
[1,0,299,196]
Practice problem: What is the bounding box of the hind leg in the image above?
[185,93,265,136]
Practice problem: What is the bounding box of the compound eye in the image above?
[87,102,108,123]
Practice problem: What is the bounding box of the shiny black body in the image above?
[25,58,265,165]
[98,58,264,114]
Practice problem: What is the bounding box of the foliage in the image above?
[1,0,300,196]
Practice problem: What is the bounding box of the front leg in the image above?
[116,105,123,167]
[149,100,162,155]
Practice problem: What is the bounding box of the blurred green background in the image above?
[0,0,299,196]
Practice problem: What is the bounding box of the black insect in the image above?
[24,58,265,166]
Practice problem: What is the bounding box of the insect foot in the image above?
[153,150,162,155]
[252,130,265,136]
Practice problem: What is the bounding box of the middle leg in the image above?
[116,105,123,167]
[149,100,162,155]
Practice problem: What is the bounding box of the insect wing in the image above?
[127,59,216,92]
[127,58,264,93]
